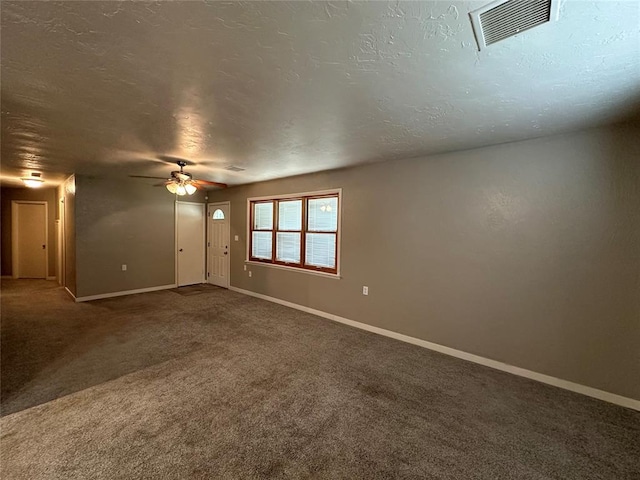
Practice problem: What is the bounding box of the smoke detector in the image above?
[470,0,561,50]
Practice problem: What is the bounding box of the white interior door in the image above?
[13,201,47,278]
[176,202,205,287]
[207,202,230,288]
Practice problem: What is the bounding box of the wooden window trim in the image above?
[274,197,303,267]
[249,200,275,263]
[248,191,340,275]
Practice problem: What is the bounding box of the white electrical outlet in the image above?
[244,265,247,271]
[249,271,252,277]
[362,286,368,295]
[121,264,127,271]
[235,235,239,241]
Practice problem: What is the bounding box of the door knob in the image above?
[179,248,183,252]
[224,251,228,255]
[42,245,46,249]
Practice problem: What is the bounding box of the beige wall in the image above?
[74,175,206,298]
[59,176,77,296]
[1,186,57,277]
[208,123,640,400]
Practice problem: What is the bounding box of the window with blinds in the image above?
[248,191,340,274]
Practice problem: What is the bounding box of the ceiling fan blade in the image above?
[129,175,169,180]
[192,179,228,188]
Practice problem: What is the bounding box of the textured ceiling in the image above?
[1,1,639,187]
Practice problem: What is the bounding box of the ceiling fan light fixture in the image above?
[167,181,196,196]
[175,184,187,196]
[185,183,197,195]
[22,172,45,188]
[158,161,223,195]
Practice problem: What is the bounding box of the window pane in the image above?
[308,197,338,232]
[278,200,302,231]
[276,232,301,263]
[252,232,272,259]
[253,202,273,230]
[305,233,336,268]
[212,209,225,220]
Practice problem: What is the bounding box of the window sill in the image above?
[244,260,341,279]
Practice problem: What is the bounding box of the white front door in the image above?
[207,202,230,288]
[176,202,205,287]
[12,201,47,278]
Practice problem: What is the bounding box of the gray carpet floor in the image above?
[1,279,638,479]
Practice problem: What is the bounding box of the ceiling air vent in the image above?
[224,165,245,172]
[470,0,560,50]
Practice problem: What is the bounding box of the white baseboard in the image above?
[46,276,56,281]
[75,284,177,302]
[64,287,76,301]
[229,286,640,411]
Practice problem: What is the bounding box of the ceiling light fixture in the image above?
[164,160,199,196]
[129,160,226,195]
[175,184,187,196]
[166,179,197,196]
[22,172,45,188]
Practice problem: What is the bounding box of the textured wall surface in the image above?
[209,123,640,400]
[1,1,639,185]
[0,187,57,277]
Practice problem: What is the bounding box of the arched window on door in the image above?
[212,209,225,220]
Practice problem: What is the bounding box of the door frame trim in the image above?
[11,200,48,279]
[207,201,231,288]
[58,195,66,286]
[174,200,178,286]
